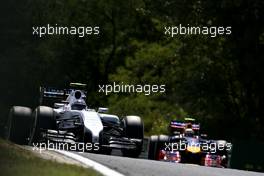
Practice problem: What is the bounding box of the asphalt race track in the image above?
[74,151,264,176]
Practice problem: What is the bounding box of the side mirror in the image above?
[173,131,181,135]
[98,107,108,113]
[201,133,208,139]
[54,103,65,109]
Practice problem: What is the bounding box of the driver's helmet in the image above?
[71,99,87,110]
[184,128,194,137]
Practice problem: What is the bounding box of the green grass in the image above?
[0,139,102,176]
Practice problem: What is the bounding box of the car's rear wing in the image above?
[170,120,200,130]
[39,83,87,106]
[39,87,72,106]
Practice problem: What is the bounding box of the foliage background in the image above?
[1,0,264,140]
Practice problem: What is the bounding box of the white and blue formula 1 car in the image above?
[6,83,144,157]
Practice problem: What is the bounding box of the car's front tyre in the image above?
[6,106,32,144]
[121,115,144,158]
[28,106,56,145]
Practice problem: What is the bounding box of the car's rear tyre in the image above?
[28,106,56,145]
[122,116,144,158]
[148,135,169,160]
[157,135,169,148]
[216,140,228,167]
[6,106,32,144]
[148,135,158,160]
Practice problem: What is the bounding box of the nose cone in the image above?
[82,111,103,143]
[186,138,201,153]
[187,146,201,153]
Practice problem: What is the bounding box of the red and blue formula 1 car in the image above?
[148,118,231,168]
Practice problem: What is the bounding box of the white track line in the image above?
[56,150,125,176]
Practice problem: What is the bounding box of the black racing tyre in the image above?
[157,135,170,151]
[148,135,159,160]
[6,106,32,144]
[122,116,144,158]
[148,135,169,160]
[216,140,227,154]
[158,135,169,145]
[28,106,56,145]
[216,140,228,167]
